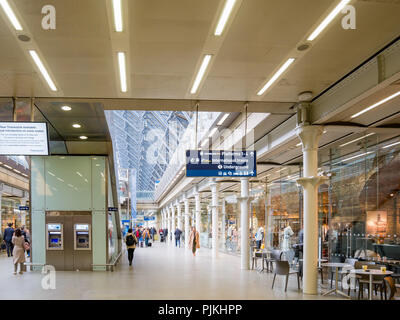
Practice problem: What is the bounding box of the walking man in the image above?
[3,223,15,257]
[174,227,182,248]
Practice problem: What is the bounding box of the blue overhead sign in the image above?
[108,207,118,212]
[18,206,29,211]
[144,216,155,221]
[185,150,257,177]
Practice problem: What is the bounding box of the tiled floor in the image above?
[0,243,344,300]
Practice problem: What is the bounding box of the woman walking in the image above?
[188,226,200,257]
[12,228,26,275]
[125,228,138,267]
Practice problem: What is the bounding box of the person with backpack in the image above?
[125,228,138,267]
[143,228,150,247]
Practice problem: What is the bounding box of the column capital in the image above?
[296,125,324,151]
[296,176,328,188]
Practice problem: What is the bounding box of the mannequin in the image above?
[281,222,294,263]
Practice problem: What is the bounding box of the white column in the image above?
[296,125,327,295]
[195,193,201,233]
[177,202,182,230]
[171,204,176,245]
[0,191,2,235]
[240,177,250,270]
[167,206,172,245]
[221,199,226,250]
[210,180,219,258]
[184,199,190,249]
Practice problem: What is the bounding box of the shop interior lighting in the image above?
[339,133,375,148]
[0,0,22,30]
[307,0,351,41]
[191,54,212,94]
[382,141,400,149]
[29,50,57,91]
[112,0,123,32]
[214,0,236,36]
[351,91,400,119]
[217,113,229,126]
[117,52,127,92]
[257,58,295,96]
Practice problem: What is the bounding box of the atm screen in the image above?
[51,238,59,243]
[78,239,86,243]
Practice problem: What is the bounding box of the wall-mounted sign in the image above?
[108,207,118,212]
[0,122,49,155]
[186,150,256,177]
[18,206,29,211]
[144,216,155,221]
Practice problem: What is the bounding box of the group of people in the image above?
[158,226,200,256]
[124,226,157,267]
[2,223,31,275]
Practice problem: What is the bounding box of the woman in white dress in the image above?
[12,228,26,275]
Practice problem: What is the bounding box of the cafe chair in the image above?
[252,250,264,270]
[357,264,385,300]
[384,276,400,300]
[272,260,301,292]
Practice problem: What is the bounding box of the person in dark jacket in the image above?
[3,223,15,257]
[174,227,182,248]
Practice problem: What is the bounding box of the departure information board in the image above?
[0,122,49,155]
[186,150,257,177]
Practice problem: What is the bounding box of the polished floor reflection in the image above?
[0,243,343,300]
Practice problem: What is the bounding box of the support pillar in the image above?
[296,125,327,295]
[210,180,219,258]
[221,199,226,251]
[167,206,171,245]
[239,177,250,270]
[184,199,190,249]
[195,193,201,234]
[171,204,176,245]
[177,202,182,230]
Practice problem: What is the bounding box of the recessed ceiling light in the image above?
[117,52,127,92]
[0,0,22,30]
[214,0,236,36]
[191,54,212,94]
[79,136,88,140]
[307,0,351,41]
[296,142,302,147]
[112,0,123,32]
[351,90,400,119]
[257,58,295,96]
[72,124,81,128]
[29,50,57,91]
[61,106,71,111]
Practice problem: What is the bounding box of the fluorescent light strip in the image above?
[382,141,400,149]
[296,142,302,147]
[0,0,22,30]
[339,133,375,148]
[112,0,123,32]
[191,54,212,94]
[257,58,295,96]
[208,127,218,138]
[307,0,351,41]
[351,91,400,119]
[217,113,229,126]
[201,139,208,147]
[333,151,373,165]
[117,52,127,92]
[214,0,236,36]
[29,50,57,91]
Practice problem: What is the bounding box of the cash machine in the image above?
[74,224,91,250]
[46,223,63,250]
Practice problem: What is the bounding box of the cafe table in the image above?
[350,269,393,300]
[321,262,352,298]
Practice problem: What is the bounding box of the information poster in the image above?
[0,122,49,155]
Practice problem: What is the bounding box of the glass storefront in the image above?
[212,135,400,262]
[1,198,30,233]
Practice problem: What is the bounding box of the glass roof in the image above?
[105,110,193,199]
